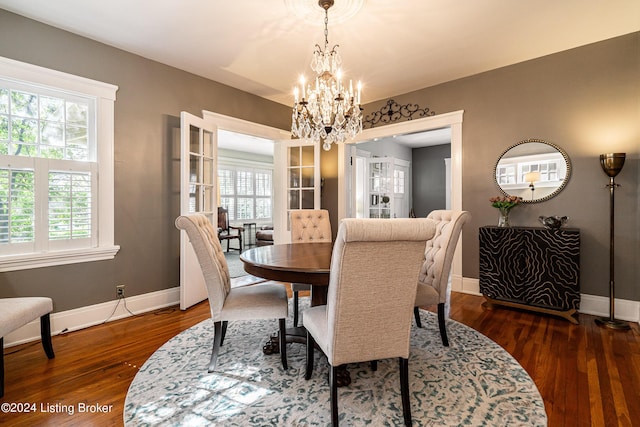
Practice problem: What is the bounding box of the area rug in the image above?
[124,305,547,426]
[223,251,246,278]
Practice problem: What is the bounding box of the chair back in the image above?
[175,214,231,320]
[419,210,471,304]
[326,218,437,366]
[289,209,332,243]
[217,207,231,234]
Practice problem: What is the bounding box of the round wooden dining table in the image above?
[240,242,333,306]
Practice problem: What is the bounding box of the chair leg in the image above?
[399,357,412,427]
[413,306,422,328]
[40,313,55,359]
[370,360,378,371]
[220,321,228,346]
[1,337,4,398]
[279,318,288,370]
[305,331,315,380]
[208,321,224,372]
[330,365,340,426]
[437,303,449,347]
[293,291,300,327]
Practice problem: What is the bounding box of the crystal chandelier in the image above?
[291,0,363,151]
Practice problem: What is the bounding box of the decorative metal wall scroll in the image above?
[362,99,436,129]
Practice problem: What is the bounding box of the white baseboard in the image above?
[452,277,640,323]
[5,277,639,348]
[3,287,181,348]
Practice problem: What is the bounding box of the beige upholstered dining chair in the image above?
[0,297,55,397]
[175,214,289,372]
[303,218,437,426]
[289,209,332,327]
[414,210,471,346]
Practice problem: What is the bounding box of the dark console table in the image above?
[479,226,580,323]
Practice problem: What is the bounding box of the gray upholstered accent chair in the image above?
[175,214,289,372]
[0,297,55,397]
[304,218,437,426]
[289,209,332,327]
[414,210,471,346]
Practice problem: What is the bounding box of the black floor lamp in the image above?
[595,153,630,330]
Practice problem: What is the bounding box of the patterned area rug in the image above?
[124,304,547,426]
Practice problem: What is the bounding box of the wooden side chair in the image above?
[289,209,332,327]
[303,218,437,426]
[0,297,55,397]
[217,207,244,253]
[175,214,288,372]
[414,210,471,346]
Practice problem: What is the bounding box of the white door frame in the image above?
[338,110,466,291]
[201,111,291,243]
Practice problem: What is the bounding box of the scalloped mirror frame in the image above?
[494,138,572,203]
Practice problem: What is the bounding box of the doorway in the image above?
[337,110,465,289]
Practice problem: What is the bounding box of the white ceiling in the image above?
[1,0,638,109]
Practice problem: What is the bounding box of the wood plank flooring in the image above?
[1,291,639,426]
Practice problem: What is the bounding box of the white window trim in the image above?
[0,56,119,272]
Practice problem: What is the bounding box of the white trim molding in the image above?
[457,278,640,323]
[0,56,120,271]
[5,280,638,348]
[2,287,180,348]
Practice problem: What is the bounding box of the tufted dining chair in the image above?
[414,210,471,346]
[175,214,289,372]
[303,218,437,426]
[289,209,332,327]
[0,297,55,398]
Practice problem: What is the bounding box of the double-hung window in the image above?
[218,163,272,223]
[0,57,118,271]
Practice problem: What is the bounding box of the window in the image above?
[394,169,405,194]
[497,154,565,190]
[0,57,118,271]
[218,164,272,223]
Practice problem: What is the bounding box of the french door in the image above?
[273,138,321,243]
[179,112,217,310]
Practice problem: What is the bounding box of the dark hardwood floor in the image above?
[1,291,639,426]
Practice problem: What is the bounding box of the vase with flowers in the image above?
[490,195,523,227]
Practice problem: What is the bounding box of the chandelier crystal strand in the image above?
[291,0,363,151]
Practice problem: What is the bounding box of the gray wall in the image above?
[412,144,451,217]
[0,10,290,311]
[1,9,638,308]
[361,32,639,301]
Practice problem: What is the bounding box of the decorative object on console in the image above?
[362,99,436,129]
[489,195,523,227]
[595,153,629,330]
[538,215,568,230]
[494,138,571,203]
[479,226,580,323]
[291,0,363,151]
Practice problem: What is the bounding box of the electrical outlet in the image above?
[116,284,125,298]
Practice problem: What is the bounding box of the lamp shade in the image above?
[600,153,625,177]
[524,171,540,184]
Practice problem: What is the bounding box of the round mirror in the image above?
[494,138,571,203]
